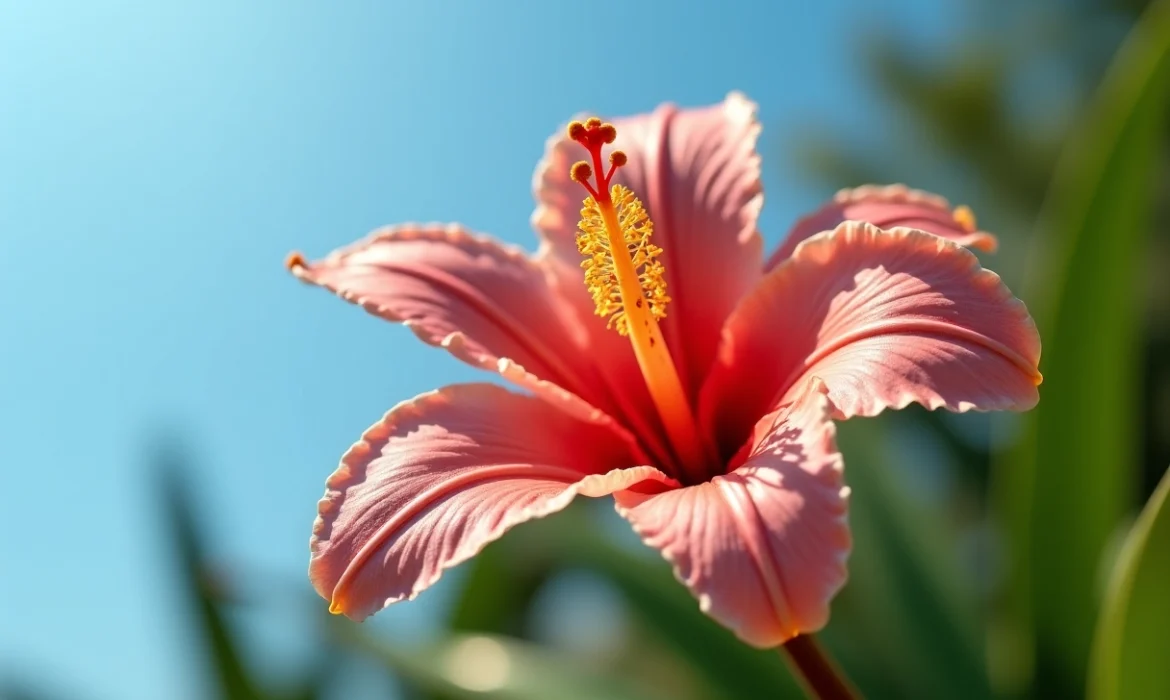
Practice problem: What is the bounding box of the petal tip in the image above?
[723,90,759,118]
[285,250,307,270]
[971,233,1000,254]
[309,384,660,622]
[286,251,313,281]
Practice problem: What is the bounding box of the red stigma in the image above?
[568,118,625,199]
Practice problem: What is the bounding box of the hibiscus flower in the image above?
[287,94,1040,693]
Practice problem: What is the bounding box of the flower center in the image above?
[567,118,711,482]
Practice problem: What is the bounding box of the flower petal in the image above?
[311,383,678,620]
[702,221,1041,457]
[533,93,765,397]
[616,381,850,648]
[290,224,647,453]
[537,253,680,470]
[765,185,998,271]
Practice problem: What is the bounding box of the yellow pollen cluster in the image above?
[577,184,669,335]
[953,204,977,232]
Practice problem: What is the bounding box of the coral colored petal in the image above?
[310,383,678,620]
[533,93,765,398]
[617,382,850,648]
[290,224,648,456]
[765,185,998,271]
[702,222,1041,458]
[538,253,679,471]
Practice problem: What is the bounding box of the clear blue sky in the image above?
[1,1,951,698]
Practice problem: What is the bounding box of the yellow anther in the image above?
[609,150,627,167]
[953,205,977,232]
[576,185,669,335]
[597,123,617,144]
[567,121,587,141]
[570,161,593,183]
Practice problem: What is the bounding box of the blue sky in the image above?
[1,1,951,697]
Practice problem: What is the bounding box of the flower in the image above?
[288,93,1041,648]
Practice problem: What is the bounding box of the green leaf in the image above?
[993,1,1170,694]
[1089,467,1170,700]
[448,504,802,700]
[443,448,997,700]
[155,445,266,700]
[331,619,666,700]
[828,417,990,700]
[445,535,553,636]
[558,529,803,700]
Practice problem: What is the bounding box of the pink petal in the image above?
[311,383,678,620]
[616,381,850,648]
[538,254,679,470]
[765,185,998,271]
[701,221,1041,458]
[290,224,647,455]
[532,93,765,398]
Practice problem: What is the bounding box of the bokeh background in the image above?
[3,0,1168,699]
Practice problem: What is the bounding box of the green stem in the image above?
[780,634,860,700]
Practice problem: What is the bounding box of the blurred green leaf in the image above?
[994,0,1170,695]
[422,530,557,700]
[559,531,802,700]
[156,447,265,700]
[446,538,552,636]
[155,445,328,700]
[1089,467,1170,700]
[0,679,75,700]
[446,442,999,700]
[452,505,802,700]
[829,418,990,700]
[449,471,995,700]
[869,43,1052,212]
[331,620,664,700]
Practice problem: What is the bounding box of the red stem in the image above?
[779,634,860,700]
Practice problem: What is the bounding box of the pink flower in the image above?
[288,93,1041,648]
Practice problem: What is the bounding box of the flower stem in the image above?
[779,634,860,700]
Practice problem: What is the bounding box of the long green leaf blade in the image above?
[155,445,264,700]
[994,1,1170,694]
[1089,467,1170,700]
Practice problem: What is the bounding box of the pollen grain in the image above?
[577,185,669,336]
